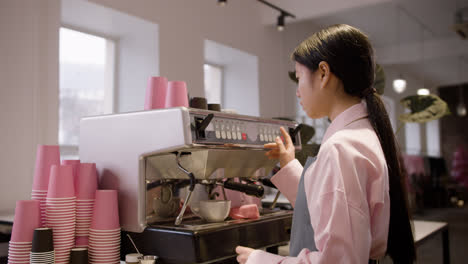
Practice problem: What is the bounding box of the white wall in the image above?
[61,0,159,113]
[0,0,60,211]
[1,0,444,212]
[205,40,259,116]
[283,21,323,120]
[381,65,437,154]
[281,19,441,154]
[88,0,286,117]
[0,0,288,211]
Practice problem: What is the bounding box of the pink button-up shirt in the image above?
[247,102,390,264]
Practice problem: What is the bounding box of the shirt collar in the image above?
[321,100,369,144]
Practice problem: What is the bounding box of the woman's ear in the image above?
[318,61,331,88]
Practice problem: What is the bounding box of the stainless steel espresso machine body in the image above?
[79,107,301,264]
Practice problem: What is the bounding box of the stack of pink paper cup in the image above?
[45,165,76,264]
[75,163,98,247]
[8,200,41,264]
[31,145,60,225]
[88,190,120,264]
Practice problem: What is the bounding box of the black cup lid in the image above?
[207,103,221,111]
[31,228,54,253]
[190,97,208,110]
[70,248,88,264]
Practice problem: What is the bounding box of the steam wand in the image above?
[174,152,196,226]
[126,234,141,255]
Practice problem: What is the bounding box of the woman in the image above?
[236,24,415,263]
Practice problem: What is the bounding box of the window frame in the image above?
[203,62,225,106]
[58,26,117,157]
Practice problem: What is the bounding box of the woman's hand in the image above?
[236,246,255,264]
[264,127,295,168]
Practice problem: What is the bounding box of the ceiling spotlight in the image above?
[217,0,227,6]
[257,1,295,31]
[393,77,407,93]
[457,84,466,117]
[417,88,430,95]
[457,102,467,117]
[277,14,285,31]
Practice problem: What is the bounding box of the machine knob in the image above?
[195,114,214,139]
[288,124,302,145]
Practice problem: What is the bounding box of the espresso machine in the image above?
[79,107,301,264]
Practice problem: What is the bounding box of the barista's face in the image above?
[295,62,329,119]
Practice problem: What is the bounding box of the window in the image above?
[381,95,396,133]
[297,116,329,144]
[204,40,260,116]
[309,117,330,144]
[426,119,441,157]
[295,98,330,144]
[59,27,115,159]
[405,121,422,155]
[203,63,223,105]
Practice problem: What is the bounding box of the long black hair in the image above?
[292,24,416,263]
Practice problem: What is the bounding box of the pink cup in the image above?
[47,165,75,198]
[61,159,80,186]
[89,254,120,259]
[89,233,120,239]
[91,190,120,230]
[76,163,98,200]
[145,76,168,110]
[32,145,60,191]
[76,236,89,247]
[89,249,120,255]
[10,200,41,242]
[88,244,120,251]
[165,81,189,108]
[229,204,260,220]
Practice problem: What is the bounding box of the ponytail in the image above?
[365,93,416,263]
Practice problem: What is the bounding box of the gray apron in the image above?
[288,157,378,264]
[289,156,318,257]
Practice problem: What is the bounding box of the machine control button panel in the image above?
[190,112,301,147]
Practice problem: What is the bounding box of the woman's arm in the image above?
[245,190,369,264]
[245,142,380,264]
[270,159,303,207]
[264,127,303,207]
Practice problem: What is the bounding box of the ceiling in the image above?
[259,0,468,89]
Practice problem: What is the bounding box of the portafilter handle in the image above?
[222,180,264,198]
[258,178,277,189]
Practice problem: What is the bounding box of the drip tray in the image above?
[151,208,290,232]
[122,209,293,264]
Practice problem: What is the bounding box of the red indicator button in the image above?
[242,133,247,140]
